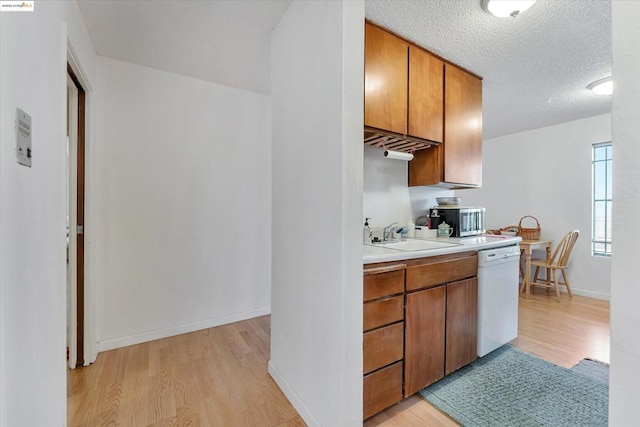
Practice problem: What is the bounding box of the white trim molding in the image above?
[97,307,270,352]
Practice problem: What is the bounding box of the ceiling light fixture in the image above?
[587,76,613,96]
[482,0,537,18]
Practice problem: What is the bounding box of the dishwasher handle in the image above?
[478,246,521,266]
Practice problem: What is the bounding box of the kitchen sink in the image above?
[368,239,461,252]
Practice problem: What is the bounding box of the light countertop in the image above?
[363,235,522,264]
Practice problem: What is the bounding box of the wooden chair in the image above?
[529,230,580,301]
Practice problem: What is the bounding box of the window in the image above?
[592,142,612,256]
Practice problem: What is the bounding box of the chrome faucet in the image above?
[383,222,398,241]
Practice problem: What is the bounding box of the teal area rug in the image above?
[571,358,609,384]
[419,345,608,427]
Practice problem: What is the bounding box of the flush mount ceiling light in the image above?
[482,0,537,18]
[587,76,613,96]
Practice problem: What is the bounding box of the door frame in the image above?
[66,73,78,369]
[67,40,96,366]
[67,64,86,367]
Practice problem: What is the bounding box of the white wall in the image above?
[0,1,97,425]
[93,57,271,350]
[269,1,364,426]
[363,146,455,230]
[462,114,612,300]
[610,1,640,423]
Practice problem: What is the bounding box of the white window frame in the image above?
[592,142,612,256]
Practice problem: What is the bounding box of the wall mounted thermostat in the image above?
[16,108,32,167]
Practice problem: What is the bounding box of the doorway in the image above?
[67,64,86,368]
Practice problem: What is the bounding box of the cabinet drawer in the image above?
[363,322,404,374]
[364,296,404,332]
[364,361,403,420]
[406,254,477,291]
[363,265,405,301]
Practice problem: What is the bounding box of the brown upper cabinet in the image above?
[408,46,444,143]
[409,64,483,188]
[364,23,409,135]
[443,64,483,187]
[364,22,444,144]
[363,21,483,189]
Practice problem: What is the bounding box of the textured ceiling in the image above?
[365,0,612,139]
[77,0,612,140]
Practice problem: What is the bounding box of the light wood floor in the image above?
[68,288,609,427]
[67,316,305,426]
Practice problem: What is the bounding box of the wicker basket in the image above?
[518,215,541,240]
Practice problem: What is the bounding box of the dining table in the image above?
[519,238,553,296]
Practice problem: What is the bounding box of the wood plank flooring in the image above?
[67,316,305,426]
[68,288,609,426]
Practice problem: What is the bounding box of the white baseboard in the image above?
[571,288,610,301]
[539,288,610,301]
[268,360,321,427]
[97,306,270,351]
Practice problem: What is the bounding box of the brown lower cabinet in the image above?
[363,322,404,374]
[445,277,478,375]
[404,285,446,396]
[364,252,478,419]
[363,264,406,419]
[404,277,478,396]
[363,362,403,420]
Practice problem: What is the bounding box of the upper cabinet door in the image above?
[408,46,444,143]
[444,64,483,186]
[364,23,408,135]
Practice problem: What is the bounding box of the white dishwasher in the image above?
[477,244,521,357]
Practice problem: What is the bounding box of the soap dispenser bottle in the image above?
[407,217,415,238]
[363,218,372,244]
